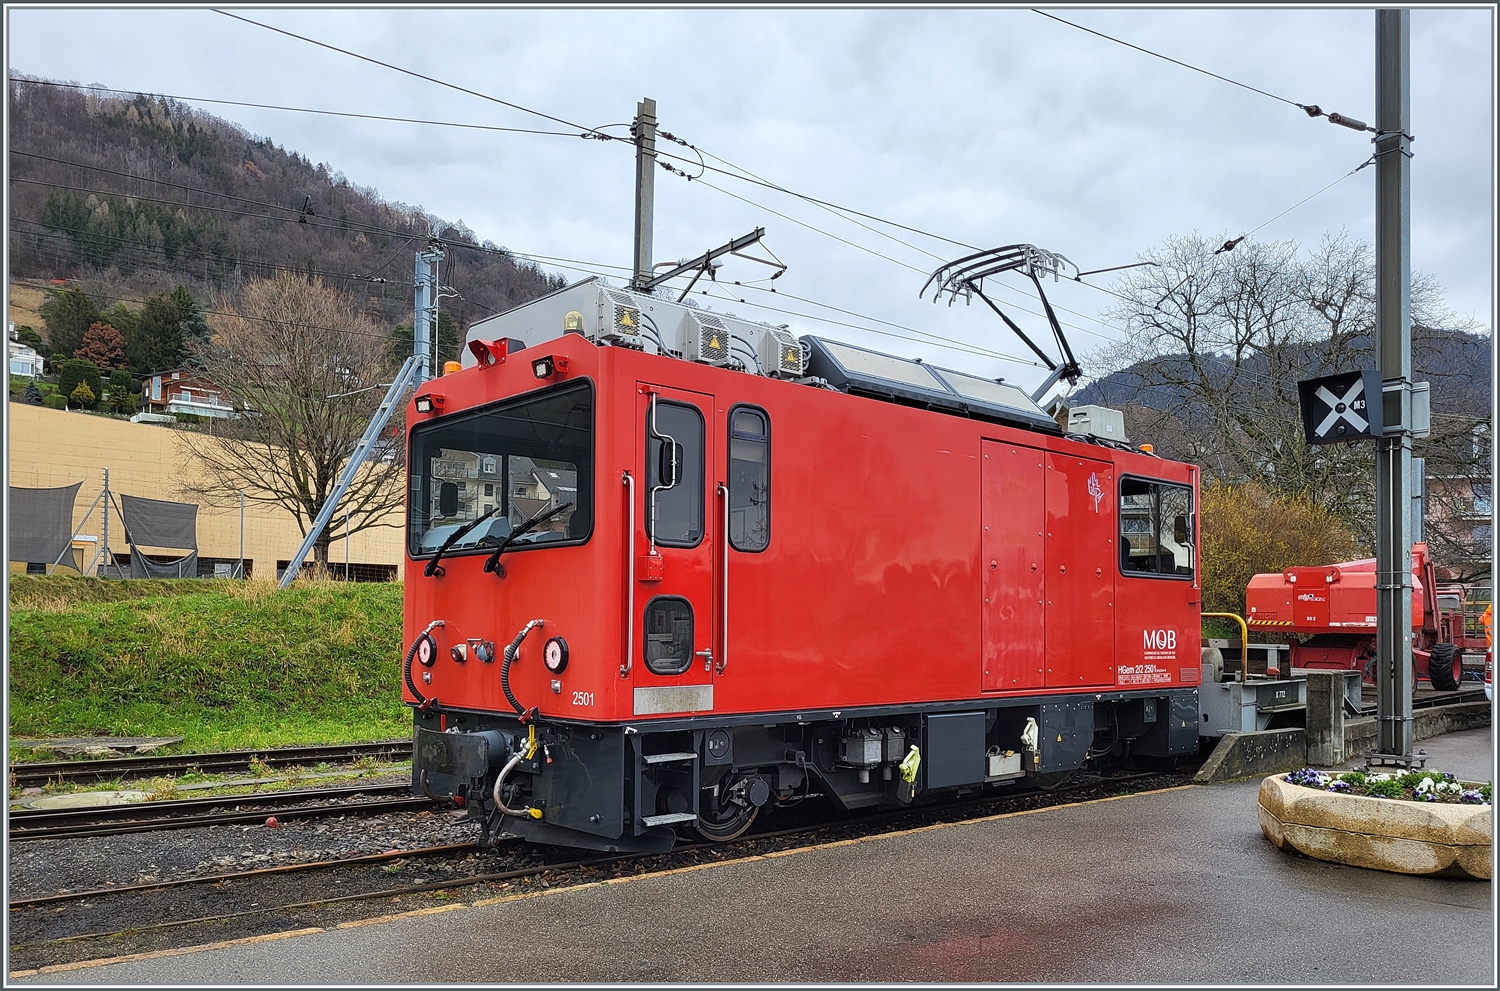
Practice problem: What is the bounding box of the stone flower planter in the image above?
[1258,775,1491,880]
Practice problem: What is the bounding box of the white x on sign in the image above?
[1315,379,1369,437]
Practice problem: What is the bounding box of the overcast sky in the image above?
[6,6,1494,394]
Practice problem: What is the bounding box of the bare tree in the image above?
[181,274,405,569]
[1081,231,1488,551]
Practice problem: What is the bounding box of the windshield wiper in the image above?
[424,505,501,577]
[483,501,573,578]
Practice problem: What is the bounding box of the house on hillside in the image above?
[1422,424,1493,583]
[8,324,44,378]
[141,369,237,419]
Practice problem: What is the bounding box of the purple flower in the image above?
[1326,781,1351,793]
[1460,790,1486,804]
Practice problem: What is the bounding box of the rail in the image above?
[8,740,411,789]
[1202,612,1250,682]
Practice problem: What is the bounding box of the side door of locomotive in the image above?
[631,383,718,716]
[1044,453,1116,687]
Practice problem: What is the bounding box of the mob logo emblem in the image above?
[1297,369,1383,445]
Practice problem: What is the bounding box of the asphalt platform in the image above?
[12,727,1494,985]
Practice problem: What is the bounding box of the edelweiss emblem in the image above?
[1087,472,1103,512]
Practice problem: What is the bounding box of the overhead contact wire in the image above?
[212,9,626,142]
[1031,9,1375,132]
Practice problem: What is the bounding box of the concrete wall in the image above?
[1343,701,1493,757]
[1195,701,1493,783]
[6,404,404,579]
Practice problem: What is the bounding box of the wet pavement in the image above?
[14,727,1493,984]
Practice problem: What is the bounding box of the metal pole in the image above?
[345,506,350,581]
[1373,8,1415,762]
[278,355,421,587]
[239,489,245,579]
[100,468,109,577]
[631,97,657,289]
[413,245,443,383]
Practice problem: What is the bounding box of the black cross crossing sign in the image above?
[1297,369,1384,444]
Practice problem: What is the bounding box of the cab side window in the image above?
[1120,477,1195,578]
[646,400,704,547]
[728,407,770,552]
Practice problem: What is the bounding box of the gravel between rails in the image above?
[7,772,1188,975]
[6,804,480,901]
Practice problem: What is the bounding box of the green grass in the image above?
[8,576,410,753]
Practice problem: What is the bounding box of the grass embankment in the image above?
[8,576,408,753]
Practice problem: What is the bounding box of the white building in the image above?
[8,324,45,379]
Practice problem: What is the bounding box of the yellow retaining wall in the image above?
[6,404,404,579]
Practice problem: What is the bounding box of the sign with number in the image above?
[1297,369,1384,445]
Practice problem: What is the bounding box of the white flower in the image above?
[1416,777,1434,794]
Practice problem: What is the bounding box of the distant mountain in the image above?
[7,74,565,348]
[1072,328,1491,421]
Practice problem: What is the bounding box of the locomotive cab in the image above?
[404,279,1203,852]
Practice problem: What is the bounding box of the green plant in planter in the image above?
[1365,778,1404,799]
[1338,770,1367,786]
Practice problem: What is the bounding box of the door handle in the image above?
[696,648,714,672]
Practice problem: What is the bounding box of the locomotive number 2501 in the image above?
[572,691,595,707]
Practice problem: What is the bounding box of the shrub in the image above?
[43,394,67,410]
[69,380,96,409]
[1200,481,1363,615]
[57,359,102,407]
[14,324,44,350]
[109,389,141,416]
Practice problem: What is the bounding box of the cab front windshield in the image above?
[408,382,592,558]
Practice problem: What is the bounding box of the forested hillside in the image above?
[8,74,564,356]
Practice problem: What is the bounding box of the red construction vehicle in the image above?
[1245,542,1486,690]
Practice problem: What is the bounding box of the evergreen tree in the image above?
[39,286,100,358]
[387,310,462,369]
[22,382,44,405]
[102,302,139,342]
[57,358,102,406]
[105,369,138,415]
[74,322,128,370]
[170,286,210,345]
[69,380,96,409]
[14,325,44,350]
[129,292,188,372]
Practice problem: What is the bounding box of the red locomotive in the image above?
[404,274,1203,851]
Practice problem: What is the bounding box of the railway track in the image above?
[1357,686,1486,716]
[8,740,412,789]
[9,785,432,841]
[8,769,1181,963]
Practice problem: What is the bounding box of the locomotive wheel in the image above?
[695,803,758,842]
[1429,644,1461,692]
